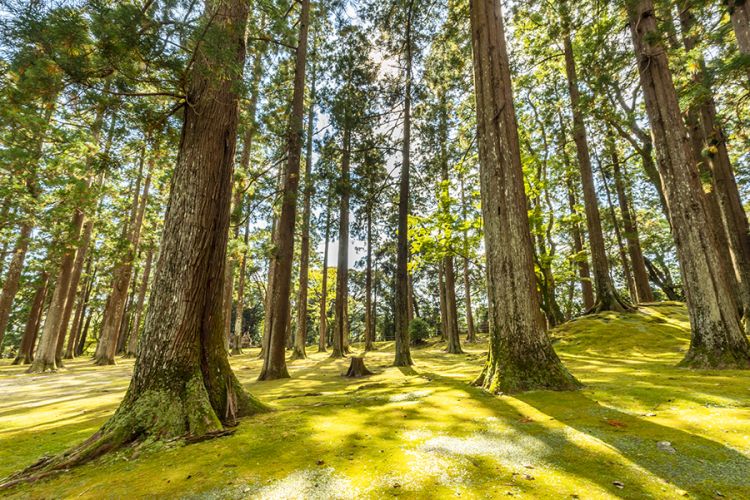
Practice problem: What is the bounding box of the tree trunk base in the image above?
[26,360,58,373]
[364,342,375,352]
[290,347,306,360]
[0,373,267,490]
[230,347,242,356]
[93,356,116,366]
[256,366,290,381]
[472,357,581,394]
[343,357,373,377]
[678,344,750,369]
[585,290,635,315]
[393,352,413,367]
[329,348,344,359]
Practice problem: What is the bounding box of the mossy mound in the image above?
[1,302,749,498]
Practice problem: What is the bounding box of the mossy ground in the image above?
[1,303,749,499]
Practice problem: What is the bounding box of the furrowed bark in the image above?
[469,0,580,392]
[627,0,750,369]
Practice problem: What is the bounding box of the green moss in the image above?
[2,303,749,498]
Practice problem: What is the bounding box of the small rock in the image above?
[393,483,401,489]
[316,460,325,466]
[657,441,676,453]
[613,481,625,489]
[714,491,724,498]
[523,474,535,481]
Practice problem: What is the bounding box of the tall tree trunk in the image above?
[438,99,462,354]
[292,47,317,361]
[599,161,637,302]
[459,172,476,342]
[680,0,750,330]
[438,264,448,341]
[94,154,152,365]
[125,248,154,357]
[609,135,654,302]
[29,206,87,372]
[560,2,632,313]
[258,0,310,380]
[13,271,48,365]
[59,215,96,362]
[627,0,750,368]
[332,128,351,359]
[364,208,375,351]
[2,2,267,482]
[74,265,96,356]
[469,0,580,392]
[0,223,32,351]
[565,174,595,310]
[319,205,331,352]
[395,3,415,367]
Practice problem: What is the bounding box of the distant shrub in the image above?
[409,317,430,345]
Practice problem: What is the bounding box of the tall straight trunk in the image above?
[560,2,631,313]
[318,205,331,352]
[459,172,476,342]
[13,271,48,365]
[292,48,317,361]
[94,155,152,365]
[29,207,87,372]
[59,216,95,361]
[680,1,750,329]
[395,4,415,367]
[627,0,750,368]
[125,248,154,357]
[0,223,32,351]
[74,265,96,356]
[232,216,250,354]
[559,113,595,310]
[438,264,448,340]
[331,128,351,359]
[438,99,462,354]
[609,136,654,302]
[599,161,638,301]
[364,209,375,351]
[259,0,310,380]
[469,0,580,392]
[2,2,268,482]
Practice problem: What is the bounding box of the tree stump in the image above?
[344,356,373,377]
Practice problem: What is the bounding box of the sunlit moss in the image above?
[1,303,749,498]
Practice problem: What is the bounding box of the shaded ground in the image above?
[1,303,749,499]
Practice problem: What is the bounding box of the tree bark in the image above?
[259,0,310,380]
[469,0,580,392]
[0,222,32,351]
[1,2,267,484]
[459,172,476,342]
[364,208,375,351]
[319,204,331,352]
[395,2,415,367]
[679,0,750,329]
[627,0,750,368]
[292,47,317,361]
[332,127,351,359]
[727,0,750,64]
[13,272,48,365]
[125,248,154,357]
[560,2,632,313]
[609,136,654,302]
[94,154,152,365]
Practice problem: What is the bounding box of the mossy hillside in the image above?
[1,302,749,498]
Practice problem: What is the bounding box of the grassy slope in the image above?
[0,303,748,499]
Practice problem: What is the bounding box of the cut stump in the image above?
[344,356,374,377]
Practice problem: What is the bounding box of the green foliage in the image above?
[408,317,430,345]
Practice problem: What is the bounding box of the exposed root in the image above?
[0,373,267,491]
[678,345,750,370]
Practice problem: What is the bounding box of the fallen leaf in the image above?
[606,419,627,428]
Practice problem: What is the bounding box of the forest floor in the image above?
[1,302,749,499]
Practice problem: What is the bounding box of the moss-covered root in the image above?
[0,374,266,491]
[472,357,582,394]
